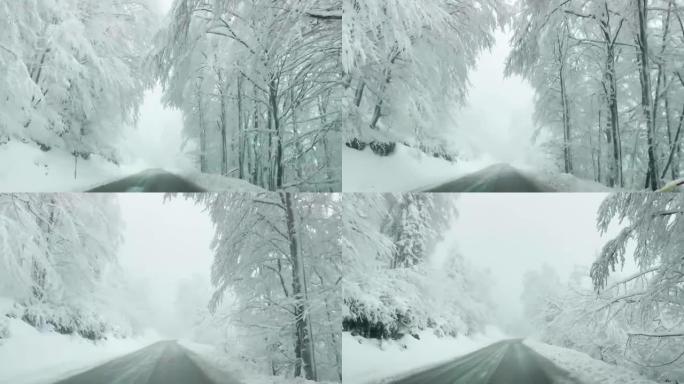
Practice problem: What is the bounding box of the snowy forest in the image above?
[508,0,684,190]
[343,0,506,156]
[342,194,493,341]
[343,193,684,383]
[185,192,342,382]
[0,0,341,192]
[0,194,139,341]
[524,193,684,382]
[153,1,342,191]
[0,193,342,383]
[342,0,684,192]
[0,1,155,166]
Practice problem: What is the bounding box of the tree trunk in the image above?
[32,199,57,302]
[269,78,284,189]
[197,81,208,173]
[369,48,401,130]
[636,0,659,190]
[604,44,622,187]
[318,97,336,191]
[237,73,244,179]
[597,109,603,183]
[283,193,316,380]
[291,89,304,182]
[354,81,365,107]
[661,103,684,179]
[559,64,573,174]
[252,86,260,186]
[220,83,229,177]
[663,82,675,180]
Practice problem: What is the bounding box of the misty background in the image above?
[117,195,215,337]
[452,193,637,335]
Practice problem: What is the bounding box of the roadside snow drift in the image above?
[0,318,159,384]
[524,340,658,384]
[343,328,507,384]
[342,144,496,192]
[180,340,336,384]
[0,141,127,192]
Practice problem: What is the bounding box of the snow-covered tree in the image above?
[0,194,126,340]
[153,1,342,192]
[591,193,684,380]
[184,192,341,382]
[343,0,506,156]
[507,0,684,190]
[342,194,491,341]
[526,193,684,382]
[0,0,157,167]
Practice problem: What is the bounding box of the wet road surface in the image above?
[53,341,234,384]
[424,164,555,192]
[88,169,205,192]
[389,340,580,384]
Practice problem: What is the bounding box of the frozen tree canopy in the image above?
[342,194,493,341]
[521,193,684,382]
[152,1,342,192]
[0,0,341,192]
[185,192,342,381]
[0,0,157,164]
[1,193,343,383]
[0,194,132,339]
[507,0,684,190]
[343,0,507,156]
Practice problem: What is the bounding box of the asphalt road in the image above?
[424,164,555,192]
[88,169,205,192]
[389,340,580,384]
[53,341,230,384]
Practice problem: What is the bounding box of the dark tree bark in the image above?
[282,193,316,380]
[636,0,660,190]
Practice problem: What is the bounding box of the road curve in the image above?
[87,169,205,192]
[424,164,555,192]
[389,339,580,384]
[53,340,232,384]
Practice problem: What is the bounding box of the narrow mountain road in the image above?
[88,169,205,192]
[389,340,580,384]
[424,164,555,192]
[53,340,237,384]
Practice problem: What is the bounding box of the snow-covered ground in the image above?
[180,340,335,384]
[524,340,658,384]
[180,172,266,192]
[0,141,132,192]
[342,327,507,384]
[0,317,160,384]
[528,168,611,192]
[0,140,267,192]
[343,144,611,192]
[342,144,497,192]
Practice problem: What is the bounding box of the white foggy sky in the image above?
[452,193,635,329]
[457,29,546,166]
[153,0,174,14]
[121,87,191,173]
[119,0,187,173]
[116,194,214,332]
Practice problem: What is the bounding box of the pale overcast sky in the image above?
[118,0,189,173]
[451,193,635,332]
[153,0,174,14]
[456,29,543,166]
[116,194,214,335]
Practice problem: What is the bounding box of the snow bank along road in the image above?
[88,169,205,192]
[389,339,580,384]
[53,340,233,384]
[423,164,555,192]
